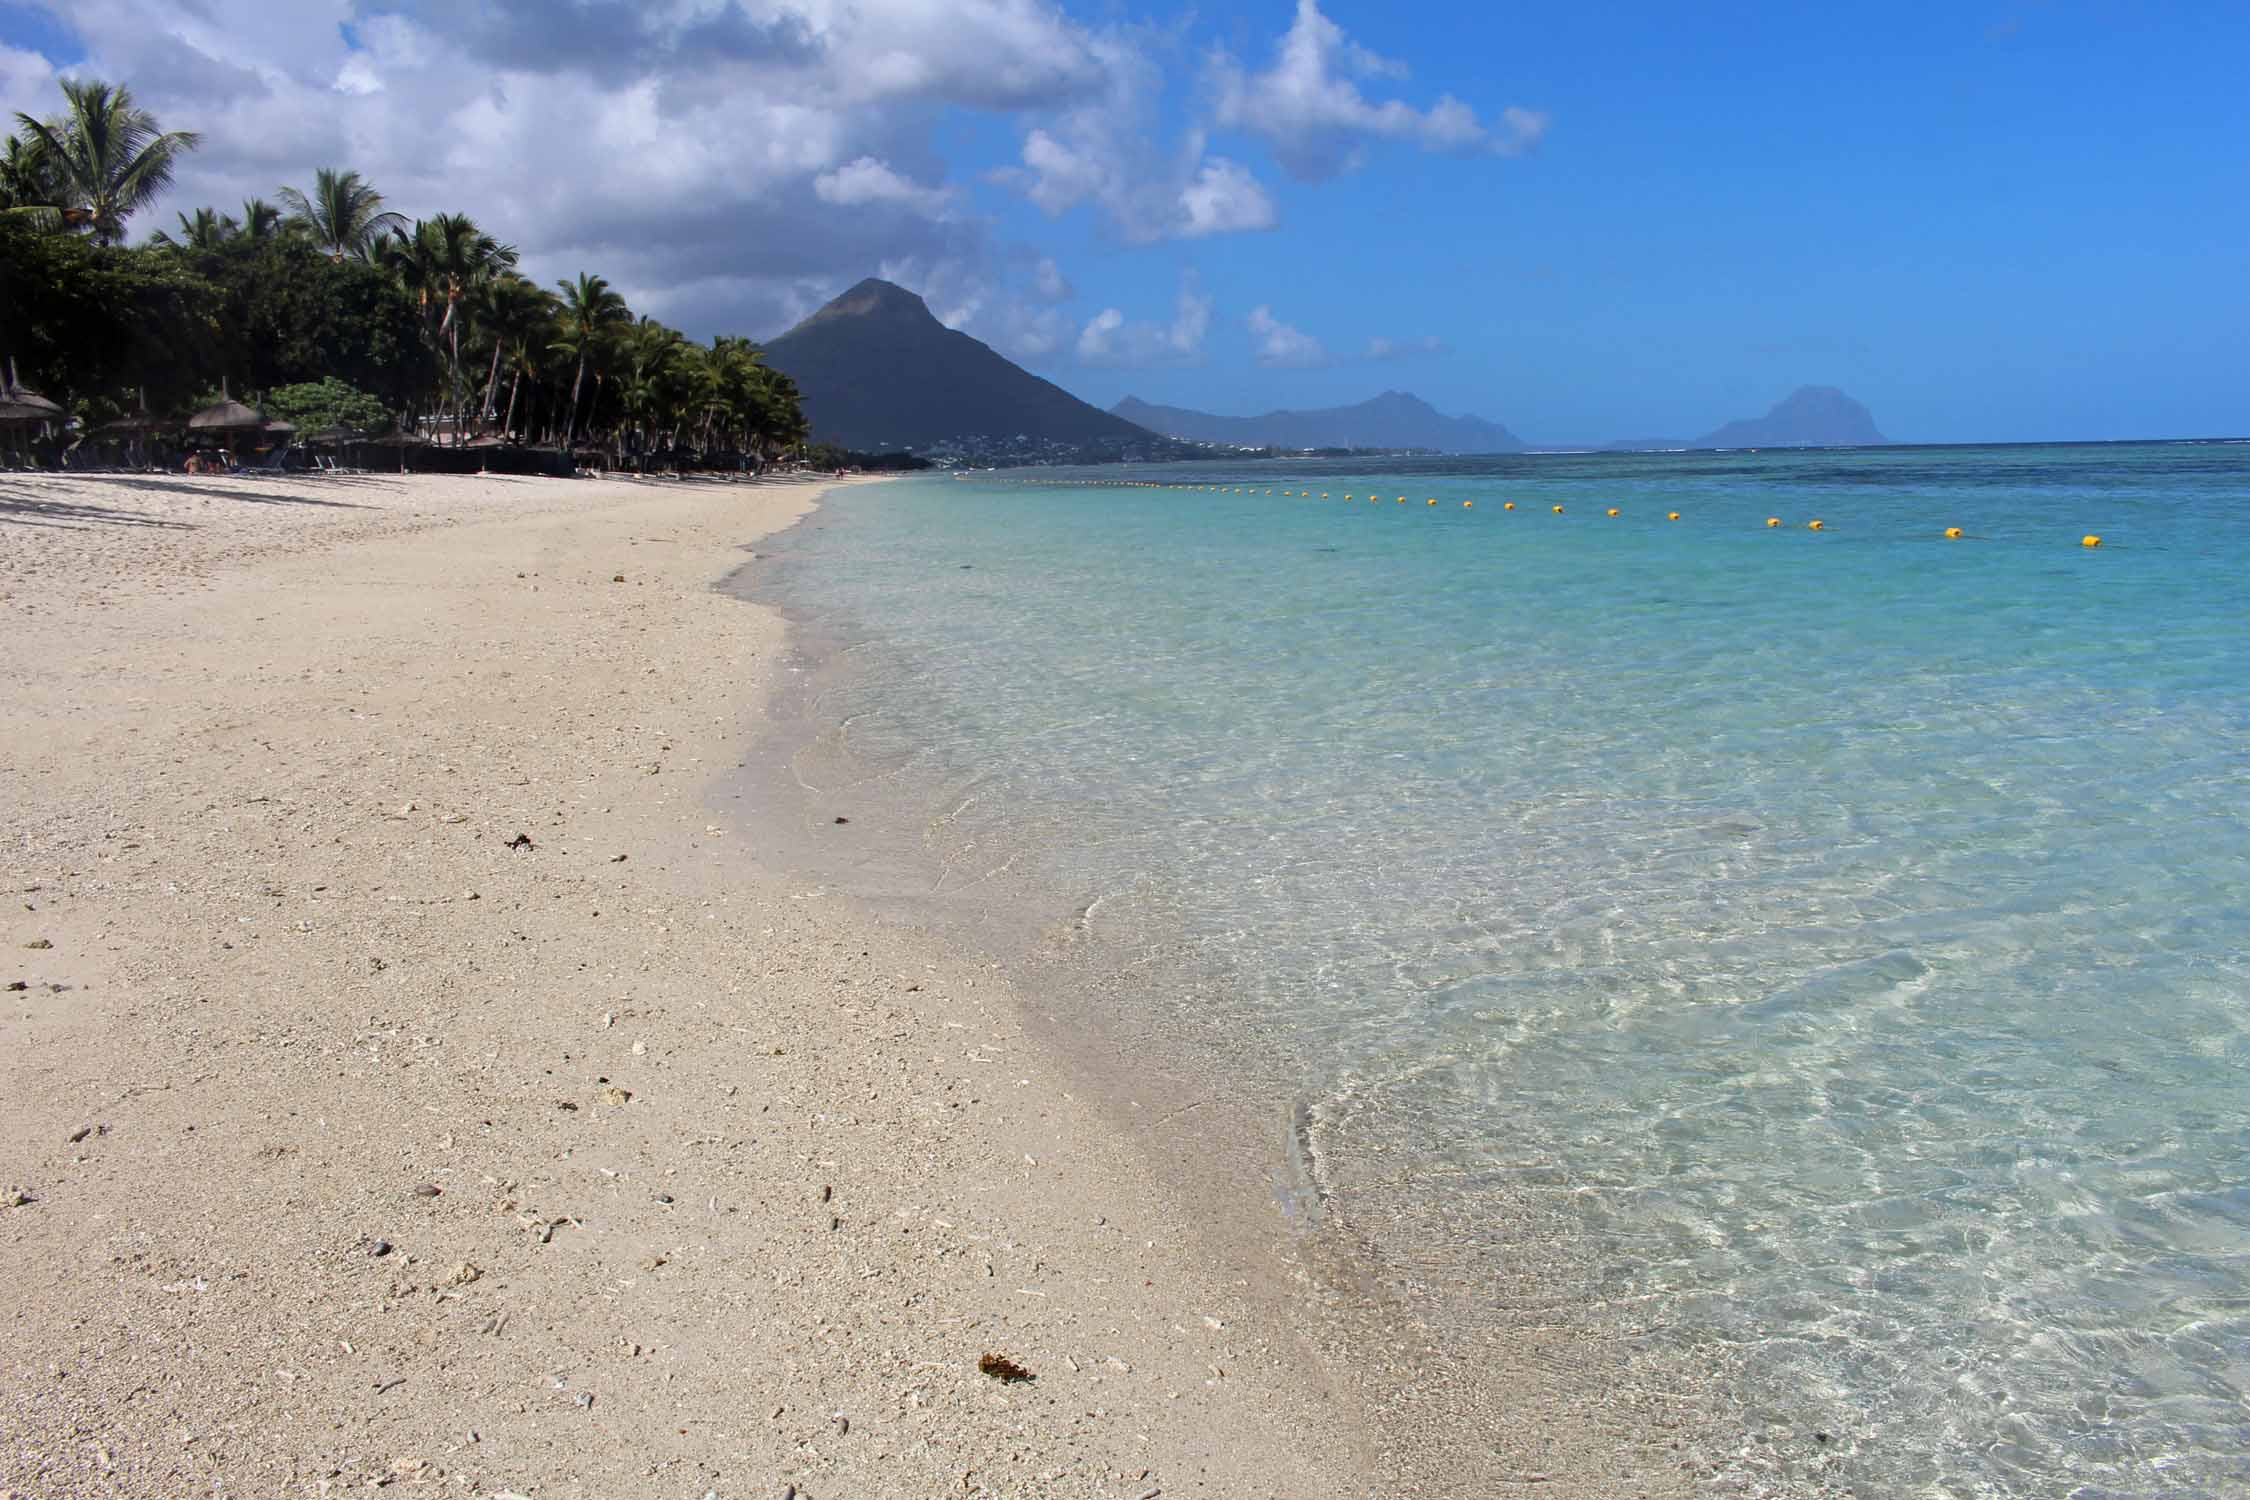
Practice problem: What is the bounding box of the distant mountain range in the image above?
[759,279,1891,456]
[1601,387,1889,451]
[762,279,1155,452]
[1112,391,1525,454]
[1119,385,1887,454]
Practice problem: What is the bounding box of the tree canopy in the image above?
[1,75,812,467]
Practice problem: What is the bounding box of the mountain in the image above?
[1694,386,1888,448]
[1112,390,1525,453]
[761,279,1156,451]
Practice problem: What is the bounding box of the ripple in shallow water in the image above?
[762,445,2250,1497]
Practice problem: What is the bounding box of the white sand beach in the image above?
[0,467,1380,1499]
[0,468,1688,1499]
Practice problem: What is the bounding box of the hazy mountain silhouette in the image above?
[1694,386,1888,448]
[1112,391,1525,453]
[762,279,1156,451]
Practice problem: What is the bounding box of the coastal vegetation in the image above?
[1,77,810,467]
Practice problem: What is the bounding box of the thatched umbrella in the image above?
[367,429,428,473]
[187,397,266,433]
[185,384,272,461]
[1,357,66,427]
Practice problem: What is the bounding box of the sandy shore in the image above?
[0,469,1382,1499]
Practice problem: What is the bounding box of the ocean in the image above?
[741,442,2250,1497]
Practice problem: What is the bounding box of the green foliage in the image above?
[12,78,199,245]
[2,76,808,462]
[0,215,222,415]
[262,377,392,435]
[160,231,432,408]
[277,167,404,262]
[804,443,931,471]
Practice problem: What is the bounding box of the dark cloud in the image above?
[356,1,821,83]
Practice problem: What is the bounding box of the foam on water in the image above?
[753,444,2250,1496]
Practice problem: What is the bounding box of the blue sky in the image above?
[4,1,2245,442]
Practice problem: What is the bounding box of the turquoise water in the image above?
[758,444,2250,1496]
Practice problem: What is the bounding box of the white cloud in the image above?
[814,156,954,216]
[1077,273,1211,367]
[1246,305,1331,369]
[1178,153,1278,237]
[6,0,1127,338]
[0,42,58,118]
[1005,122,1279,242]
[1209,0,1549,181]
[6,0,1501,344]
[993,36,1279,243]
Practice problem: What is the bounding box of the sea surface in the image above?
[748,442,2250,1497]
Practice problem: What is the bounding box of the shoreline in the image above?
[0,469,1375,1497]
[715,478,1721,1498]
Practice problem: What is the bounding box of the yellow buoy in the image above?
[1396,495,1406,504]
[2083,534,2102,548]
[1463,500,1473,509]
[1667,511,1681,521]
[1808,519,1825,531]
[1503,502,1516,511]
[1944,527,1963,539]
[1427,498,1437,506]
[1322,492,1329,498]
[1553,505,1565,514]
[1606,507,1621,517]
[1766,517,1782,528]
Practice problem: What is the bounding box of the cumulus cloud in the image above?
[992,35,1277,243]
[1177,152,1278,237]
[0,42,56,112]
[3,0,1128,339]
[1077,273,1212,367]
[1005,124,1275,242]
[1209,0,1549,180]
[1246,305,1331,369]
[813,156,954,216]
[1,0,1506,346]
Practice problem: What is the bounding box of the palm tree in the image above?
[383,214,517,441]
[12,78,199,245]
[463,272,554,431]
[550,272,630,449]
[499,327,550,440]
[702,335,767,452]
[0,134,61,228]
[614,316,689,464]
[278,167,405,263]
[150,205,236,250]
[237,197,282,243]
[746,366,808,462]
